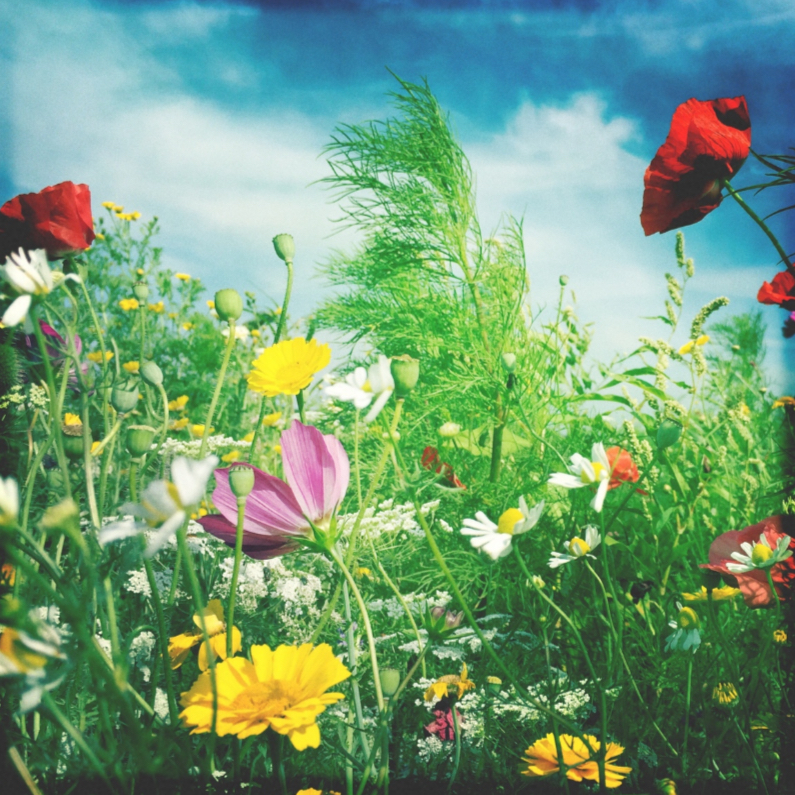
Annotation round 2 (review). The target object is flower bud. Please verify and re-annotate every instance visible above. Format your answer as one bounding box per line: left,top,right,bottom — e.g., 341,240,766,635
438,422,461,438
132,281,149,301
215,289,243,322
390,355,419,398
140,360,164,387
486,675,502,696
657,418,683,449
228,464,255,498
559,275,569,286
272,233,295,264
111,386,139,414
62,434,84,458
126,425,156,458
500,352,516,373
379,667,401,698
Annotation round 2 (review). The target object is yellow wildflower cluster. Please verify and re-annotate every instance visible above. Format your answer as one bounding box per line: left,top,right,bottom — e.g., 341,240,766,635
119,298,140,312
87,350,114,364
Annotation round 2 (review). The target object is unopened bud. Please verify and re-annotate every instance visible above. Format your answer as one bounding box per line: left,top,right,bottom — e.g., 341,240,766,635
390,355,419,398
228,465,255,498
379,667,401,698
657,418,683,449
62,434,84,458
438,422,461,438
272,233,295,264
215,289,243,322
559,275,569,286
486,675,502,696
126,425,156,458
40,498,80,533
132,282,149,301
140,360,163,387
500,352,517,373
111,386,139,414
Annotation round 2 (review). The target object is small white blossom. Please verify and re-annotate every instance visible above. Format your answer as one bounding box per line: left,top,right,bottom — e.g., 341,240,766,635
548,442,611,512
548,525,601,568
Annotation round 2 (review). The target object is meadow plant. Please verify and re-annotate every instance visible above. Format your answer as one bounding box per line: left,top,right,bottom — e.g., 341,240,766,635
0,78,794,795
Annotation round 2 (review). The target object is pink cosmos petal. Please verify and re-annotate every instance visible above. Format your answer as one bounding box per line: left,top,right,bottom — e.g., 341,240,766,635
324,433,350,512
197,514,300,559
281,421,346,521
213,465,307,535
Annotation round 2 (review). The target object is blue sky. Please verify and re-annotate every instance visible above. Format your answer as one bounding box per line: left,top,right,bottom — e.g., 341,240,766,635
1,0,794,388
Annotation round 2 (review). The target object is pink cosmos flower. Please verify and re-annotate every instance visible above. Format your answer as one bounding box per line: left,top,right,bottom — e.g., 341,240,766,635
198,421,350,559
700,515,795,608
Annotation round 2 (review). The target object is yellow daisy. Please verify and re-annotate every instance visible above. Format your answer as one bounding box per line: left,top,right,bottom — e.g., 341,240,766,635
148,301,165,313
119,298,140,312
424,662,475,701
179,642,350,749
122,361,140,374
175,273,191,281
681,585,740,602
247,338,331,397
168,599,241,671
168,395,189,412
87,350,114,364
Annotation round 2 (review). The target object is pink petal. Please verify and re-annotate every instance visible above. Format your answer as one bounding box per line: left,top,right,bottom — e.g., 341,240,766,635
198,514,300,560
281,421,348,522
212,465,307,536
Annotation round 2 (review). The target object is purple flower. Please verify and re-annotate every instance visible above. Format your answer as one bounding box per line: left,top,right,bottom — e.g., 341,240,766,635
198,421,350,559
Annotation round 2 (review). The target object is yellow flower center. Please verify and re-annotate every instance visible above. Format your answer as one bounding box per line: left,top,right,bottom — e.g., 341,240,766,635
677,607,700,629
751,543,774,566
580,461,604,484
362,379,373,393
230,679,301,718
568,537,590,556
497,508,524,535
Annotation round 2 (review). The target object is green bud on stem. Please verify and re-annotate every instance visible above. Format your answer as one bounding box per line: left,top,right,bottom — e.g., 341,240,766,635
215,289,243,322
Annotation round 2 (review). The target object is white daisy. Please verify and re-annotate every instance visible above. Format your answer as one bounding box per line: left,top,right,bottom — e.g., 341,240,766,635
548,442,611,512
461,497,544,560
548,525,601,568
99,455,218,557
665,603,701,654
726,531,793,573
325,354,395,423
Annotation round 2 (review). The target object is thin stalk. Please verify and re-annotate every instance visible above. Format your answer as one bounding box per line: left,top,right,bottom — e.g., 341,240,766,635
723,179,793,272
449,704,462,792
227,494,247,657
199,319,237,460
343,579,372,761
683,655,693,777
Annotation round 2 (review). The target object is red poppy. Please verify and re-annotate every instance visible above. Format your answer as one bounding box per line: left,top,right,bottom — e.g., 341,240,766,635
641,97,751,236
757,271,795,308
421,446,466,489
0,181,95,261
700,515,795,608
605,446,639,490
425,708,464,741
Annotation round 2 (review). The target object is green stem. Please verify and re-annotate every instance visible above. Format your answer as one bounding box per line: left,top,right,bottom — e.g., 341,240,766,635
139,304,146,363
683,655,693,777
723,179,793,272
227,494,247,657
296,388,306,425
199,319,237,460
449,703,462,792
273,259,293,346
343,579,371,761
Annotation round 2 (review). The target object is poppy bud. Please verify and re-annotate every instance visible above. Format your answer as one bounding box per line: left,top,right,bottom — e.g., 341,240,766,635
656,418,682,449
140,360,163,387
559,275,569,286
390,354,419,398
228,464,255,498
132,281,149,301
111,385,139,414
379,667,401,697
126,425,156,458
62,434,84,458
500,352,516,373
486,675,502,696
272,233,295,264
215,289,243,322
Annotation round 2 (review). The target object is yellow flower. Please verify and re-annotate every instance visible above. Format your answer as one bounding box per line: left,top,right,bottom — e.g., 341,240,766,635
191,424,213,438
102,201,116,209
137,268,145,276
95,233,105,241
170,417,189,431
182,322,194,331
251,329,261,338
221,450,240,464
87,350,114,364
424,662,475,702
678,335,709,356
168,312,178,320
63,413,82,428
354,567,372,580
175,273,191,282
206,300,215,309
123,361,140,374
113,205,125,213
262,411,283,427
168,395,189,412
179,642,350,749
91,441,102,456
773,629,788,644
242,432,255,443
247,338,331,397
168,599,241,671
772,396,795,409
522,733,631,788
272,444,282,455
1,563,16,586
119,298,140,311
682,585,740,602
712,681,738,707
148,301,165,313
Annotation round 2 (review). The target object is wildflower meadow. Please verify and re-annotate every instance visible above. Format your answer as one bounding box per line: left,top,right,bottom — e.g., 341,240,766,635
1,78,795,795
